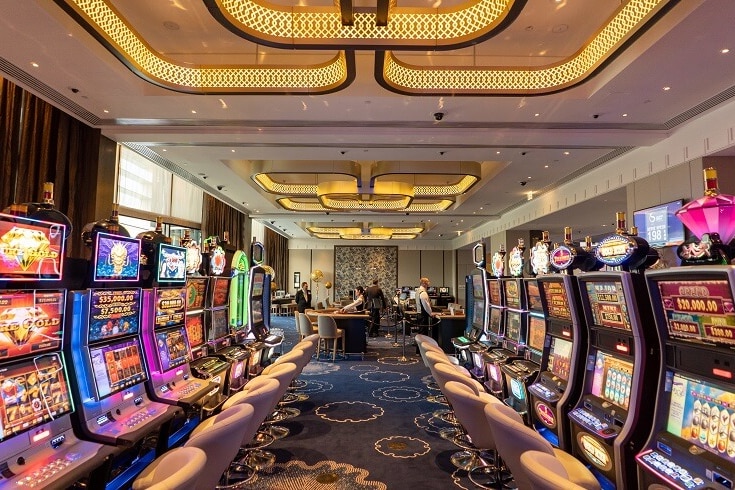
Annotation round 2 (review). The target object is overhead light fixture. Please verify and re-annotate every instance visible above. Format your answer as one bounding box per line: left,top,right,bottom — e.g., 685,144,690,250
305,224,424,240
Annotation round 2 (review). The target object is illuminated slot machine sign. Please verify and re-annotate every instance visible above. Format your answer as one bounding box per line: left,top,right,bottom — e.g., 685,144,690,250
504,310,525,348
207,277,231,311
249,271,267,339
186,277,208,313
93,233,141,283
0,213,65,281
471,272,487,332
526,315,547,360
488,279,503,308
206,308,230,350
156,244,187,285
184,277,208,361
542,279,573,323
526,280,544,315
584,281,632,332
152,286,189,370
503,279,524,311
488,307,504,338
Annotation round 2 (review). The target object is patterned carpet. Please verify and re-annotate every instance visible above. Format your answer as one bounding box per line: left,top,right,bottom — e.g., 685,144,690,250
241,315,481,489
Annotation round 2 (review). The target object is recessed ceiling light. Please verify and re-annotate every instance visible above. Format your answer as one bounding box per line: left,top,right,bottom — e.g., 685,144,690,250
103,109,109,113
496,151,501,155
231,149,235,153
544,165,549,168
662,86,671,91
30,62,39,68
563,151,569,155
534,113,540,117
191,110,197,114
721,48,730,54
162,149,167,152
622,113,628,117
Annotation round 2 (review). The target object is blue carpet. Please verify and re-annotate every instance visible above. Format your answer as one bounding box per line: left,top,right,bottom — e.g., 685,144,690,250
244,315,481,489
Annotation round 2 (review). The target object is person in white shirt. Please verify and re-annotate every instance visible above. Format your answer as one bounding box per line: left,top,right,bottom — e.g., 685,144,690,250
416,277,440,351
339,286,365,313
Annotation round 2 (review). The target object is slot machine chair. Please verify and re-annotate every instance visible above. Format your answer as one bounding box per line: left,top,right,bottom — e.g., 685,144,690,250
298,313,318,337
422,342,465,405
520,451,596,490
271,346,311,405
183,403,256,490
220,377,282,483
258,361,302,440
484,403,599,490
443,380,507,488
317,315,345,361
132,446,207,490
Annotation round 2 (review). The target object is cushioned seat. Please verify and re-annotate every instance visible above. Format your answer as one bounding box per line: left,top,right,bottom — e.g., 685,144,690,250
258,362,302,439
520,451,597,490
485,403,600,490
298,313,318,340
317,315,345,361
132,446,206,490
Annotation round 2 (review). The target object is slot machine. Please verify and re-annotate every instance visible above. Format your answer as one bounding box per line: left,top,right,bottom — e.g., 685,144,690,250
637,266,735,489
457,243,491,377
481,276,507,395
66,233,181,488
0,214,117,489
528,274,587,451
244,265,279,376
501,279,545,425
483,278,527,399
569,271,660,489
139,242,218,435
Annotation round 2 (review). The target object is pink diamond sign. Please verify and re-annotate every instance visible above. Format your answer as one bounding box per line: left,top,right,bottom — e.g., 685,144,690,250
675,193,735,244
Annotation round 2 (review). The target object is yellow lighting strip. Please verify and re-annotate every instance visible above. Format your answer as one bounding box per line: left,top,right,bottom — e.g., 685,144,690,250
306,226,420,240
278,197,452,213
56,0,352,93
410,175,479,197
208,0,521,48
379,0,670,94
253,174,322,196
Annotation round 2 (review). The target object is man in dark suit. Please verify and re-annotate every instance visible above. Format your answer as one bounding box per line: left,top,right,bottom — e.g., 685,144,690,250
365,279,386,337
295,282,311,313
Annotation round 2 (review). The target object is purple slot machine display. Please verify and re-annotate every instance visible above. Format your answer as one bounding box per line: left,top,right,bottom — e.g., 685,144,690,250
528,274,587,451
0,214,118,490
65,233,181,487
501,279,545,425
569,271,660,489
637,267,735,489
483,278,527,399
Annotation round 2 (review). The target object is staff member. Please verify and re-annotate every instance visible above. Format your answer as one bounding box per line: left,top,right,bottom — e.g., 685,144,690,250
339,286,365,313
416,277,440,350
295,281,312,313
365,279,386,337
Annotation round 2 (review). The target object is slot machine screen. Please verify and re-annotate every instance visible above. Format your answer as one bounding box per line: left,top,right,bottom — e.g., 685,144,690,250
488,280,502,307
503,280,522,310
0,214,65,281
527,315,546,352
547,337,572,381
427,286,437,295
0,353,73,442
472,299,486,330
154,325,190,372
655,279,735,346
186,277,208,311
93,233,141,283
206,308,229,342
154,287,186,328
0,290,65,360
251,299,263,325
87,288,141,343
505,310,523,344
472,273,485,299
584,281,632,331
185,313,205,349
526,280,543,313
665,373,735,461
207,277,231,309
488,307,503,336
510,377,526,401
157,244,187,284
251,273,264,298
541,280,572,321
89,337,147,399
590,350,633,411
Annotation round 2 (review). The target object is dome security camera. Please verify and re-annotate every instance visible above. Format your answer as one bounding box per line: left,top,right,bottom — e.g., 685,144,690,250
520,181,528,186
216,185,224,190
433,112,444,121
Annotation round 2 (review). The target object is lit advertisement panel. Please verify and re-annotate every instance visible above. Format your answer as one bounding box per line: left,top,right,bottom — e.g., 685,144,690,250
207,308,229,342
541,280,572,321
208,277,230,309
87,289,141,343
185,313,205,349
185,277,208,311
526,281,543,313
0,214,64,281
0,354,73,441
584,281,632,330
505,310,522,344
504,280,521,309
548,337,572,381
488,280,502,307
590,350,633,411
89,337,146,399
154,326,190,372
156,244,186,283
489,307,502,336
154,287,187,328
0,290,64,360
527,316,546,352
656,280,735,346
93,233,140,283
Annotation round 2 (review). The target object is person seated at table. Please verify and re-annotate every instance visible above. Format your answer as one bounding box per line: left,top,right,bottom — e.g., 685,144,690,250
339,286,365,313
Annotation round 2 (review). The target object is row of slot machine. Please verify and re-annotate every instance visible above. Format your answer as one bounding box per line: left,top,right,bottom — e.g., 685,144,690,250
464,239,735,489
0,213,278,489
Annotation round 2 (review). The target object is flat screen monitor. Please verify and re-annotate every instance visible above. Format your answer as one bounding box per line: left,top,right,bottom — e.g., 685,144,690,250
488,307,503,336
590,350,634,411
93,233,141,283
87,288,141,343
154,325,190,372
503,279,523,310
154,287,186,328
472,299,486,331
547,337,572,381
525,280,543,313
666,373,735,462
541,279,573,321
157,244,186,284
0,214,65,281
251,273,264,298
186,277,208,311
401,286,412,294
505,310,523,344
584,280,632,331
185,313,205,349
207,277,231,309
206,308,229,342
439,287,450,295
251,299,263,326
427,286,437,295
633,199,686,248
0,290,65,361
527,315,546,353
655,279,735,346
472,273,485,300
0,353,73,442
89,337,147,399
488,279,502,307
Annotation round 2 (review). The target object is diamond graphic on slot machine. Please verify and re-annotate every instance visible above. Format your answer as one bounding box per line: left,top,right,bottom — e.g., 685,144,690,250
0,306,54,346
0,226,56,271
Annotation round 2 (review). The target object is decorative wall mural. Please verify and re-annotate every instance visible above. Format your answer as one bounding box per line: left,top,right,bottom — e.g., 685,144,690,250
334,246,398,300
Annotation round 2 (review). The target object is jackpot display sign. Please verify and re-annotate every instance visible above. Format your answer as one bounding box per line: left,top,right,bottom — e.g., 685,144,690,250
185,277,208,311
655,280,735,346
0,215,65,280
154,287,187,328
0,290,65,360
87,289,141,343
208,277,230,309
584,281,632,331
541,280,572,321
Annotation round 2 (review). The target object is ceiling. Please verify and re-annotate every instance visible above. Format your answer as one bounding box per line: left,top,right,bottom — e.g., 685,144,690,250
1,0,734,247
